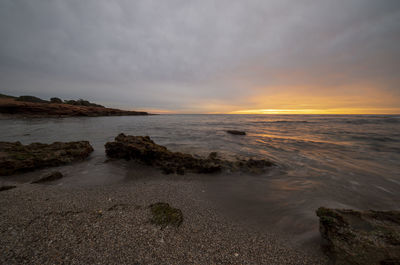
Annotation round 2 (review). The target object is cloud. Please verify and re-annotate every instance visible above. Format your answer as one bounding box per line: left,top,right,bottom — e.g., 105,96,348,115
0,0,399,113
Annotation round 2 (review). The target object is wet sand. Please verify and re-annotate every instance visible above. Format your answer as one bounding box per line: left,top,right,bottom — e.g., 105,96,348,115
0,175,329,265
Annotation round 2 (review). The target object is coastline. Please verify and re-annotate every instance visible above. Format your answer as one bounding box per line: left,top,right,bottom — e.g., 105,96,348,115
0,175,328,265
1,114,399,264
0,97,149,117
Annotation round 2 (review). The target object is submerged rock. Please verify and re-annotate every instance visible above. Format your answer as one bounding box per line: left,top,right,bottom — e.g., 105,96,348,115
149,202,183,228
0,141,93,176
31,171,64,184
316,207,400,265
0,185,16,192
105,133,273,175
226,130,246,135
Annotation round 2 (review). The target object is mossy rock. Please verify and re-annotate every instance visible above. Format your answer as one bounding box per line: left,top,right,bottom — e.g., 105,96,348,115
149,202,183,228
0,141,93,176
105,133,274,175
316,207,400,264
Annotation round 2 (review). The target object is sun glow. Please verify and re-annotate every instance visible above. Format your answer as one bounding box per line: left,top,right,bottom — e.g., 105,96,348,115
226,85,400,115
229,108,400,115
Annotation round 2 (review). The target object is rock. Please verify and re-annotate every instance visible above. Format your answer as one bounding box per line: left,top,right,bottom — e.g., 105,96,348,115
31,171,64,184
149,202,183,227
316,207,400,265
105,133,273,175
226,130,246,136
0,141,93,176
0,185,16,192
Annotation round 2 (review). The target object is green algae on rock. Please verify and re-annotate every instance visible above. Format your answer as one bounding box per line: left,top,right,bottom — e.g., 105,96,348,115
105,133,273,175
149,202,183,228
0,141,93,176
316,207,400,265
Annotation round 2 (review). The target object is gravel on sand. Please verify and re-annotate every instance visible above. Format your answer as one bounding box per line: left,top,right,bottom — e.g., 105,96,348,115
0,178,328,265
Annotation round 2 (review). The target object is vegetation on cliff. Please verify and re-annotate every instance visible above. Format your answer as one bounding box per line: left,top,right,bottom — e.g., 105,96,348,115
0,93,148,117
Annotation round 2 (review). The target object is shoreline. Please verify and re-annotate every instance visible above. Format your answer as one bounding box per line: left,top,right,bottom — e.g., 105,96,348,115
0,175,328,264
0,97,149,118
1,115,399,264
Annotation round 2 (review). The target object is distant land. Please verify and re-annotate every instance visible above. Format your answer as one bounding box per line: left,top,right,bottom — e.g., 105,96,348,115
0,93,149,117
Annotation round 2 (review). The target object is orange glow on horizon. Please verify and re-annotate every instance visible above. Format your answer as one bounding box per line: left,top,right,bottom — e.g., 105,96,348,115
135,84,400,115
226,84,400,115
228,108,400,115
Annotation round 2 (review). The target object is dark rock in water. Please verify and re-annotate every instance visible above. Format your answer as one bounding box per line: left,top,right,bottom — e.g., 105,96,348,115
0,141,93,176
149,202,183,228
31,171,64,184
0,185,16,192
105,133,273,175
105,134,222,174
316,207,400,265
226,130,246,135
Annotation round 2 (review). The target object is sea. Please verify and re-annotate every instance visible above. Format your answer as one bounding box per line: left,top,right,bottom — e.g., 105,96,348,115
1,114,399,242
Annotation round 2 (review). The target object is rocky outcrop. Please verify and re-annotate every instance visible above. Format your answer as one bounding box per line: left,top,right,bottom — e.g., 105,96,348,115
31,171,64,184
226,130,246,135
105,133,273,175
0,141,93,176
316,207,400,265
0,97,148,117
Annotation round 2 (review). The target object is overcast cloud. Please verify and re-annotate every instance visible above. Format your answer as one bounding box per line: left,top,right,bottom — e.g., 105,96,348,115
0,0,399,113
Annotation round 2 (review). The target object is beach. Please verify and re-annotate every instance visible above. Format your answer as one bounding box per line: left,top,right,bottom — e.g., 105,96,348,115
1,114,400,264
0,173,329,265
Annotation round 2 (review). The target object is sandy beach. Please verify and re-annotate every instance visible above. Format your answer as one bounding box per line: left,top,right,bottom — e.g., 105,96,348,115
0,173,329,265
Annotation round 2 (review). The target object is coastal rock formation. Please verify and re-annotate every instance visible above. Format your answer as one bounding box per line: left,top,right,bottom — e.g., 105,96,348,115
0,141,93,176
316,207,400,265
0,97,148,117
226,130,246,135
105,133,273,174
31,171,64,184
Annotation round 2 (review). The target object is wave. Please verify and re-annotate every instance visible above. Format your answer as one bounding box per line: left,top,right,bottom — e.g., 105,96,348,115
351,135,398,142
253,120,309,124
345,118,400,125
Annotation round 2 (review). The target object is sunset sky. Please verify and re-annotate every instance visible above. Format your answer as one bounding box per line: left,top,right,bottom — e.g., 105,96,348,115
1,0,399,114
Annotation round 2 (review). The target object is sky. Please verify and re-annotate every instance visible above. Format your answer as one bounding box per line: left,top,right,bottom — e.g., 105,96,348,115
0,0,399,114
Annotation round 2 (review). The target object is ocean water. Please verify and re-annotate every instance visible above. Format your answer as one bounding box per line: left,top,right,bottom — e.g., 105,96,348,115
1,114,400,240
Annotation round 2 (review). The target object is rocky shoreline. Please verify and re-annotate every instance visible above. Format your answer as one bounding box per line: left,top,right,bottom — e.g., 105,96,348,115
0,97,149,117
105,133,273,175
1,134,399,264
0,141,93,176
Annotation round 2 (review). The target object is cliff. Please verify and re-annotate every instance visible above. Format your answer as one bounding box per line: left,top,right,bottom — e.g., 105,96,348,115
0,97,148,117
